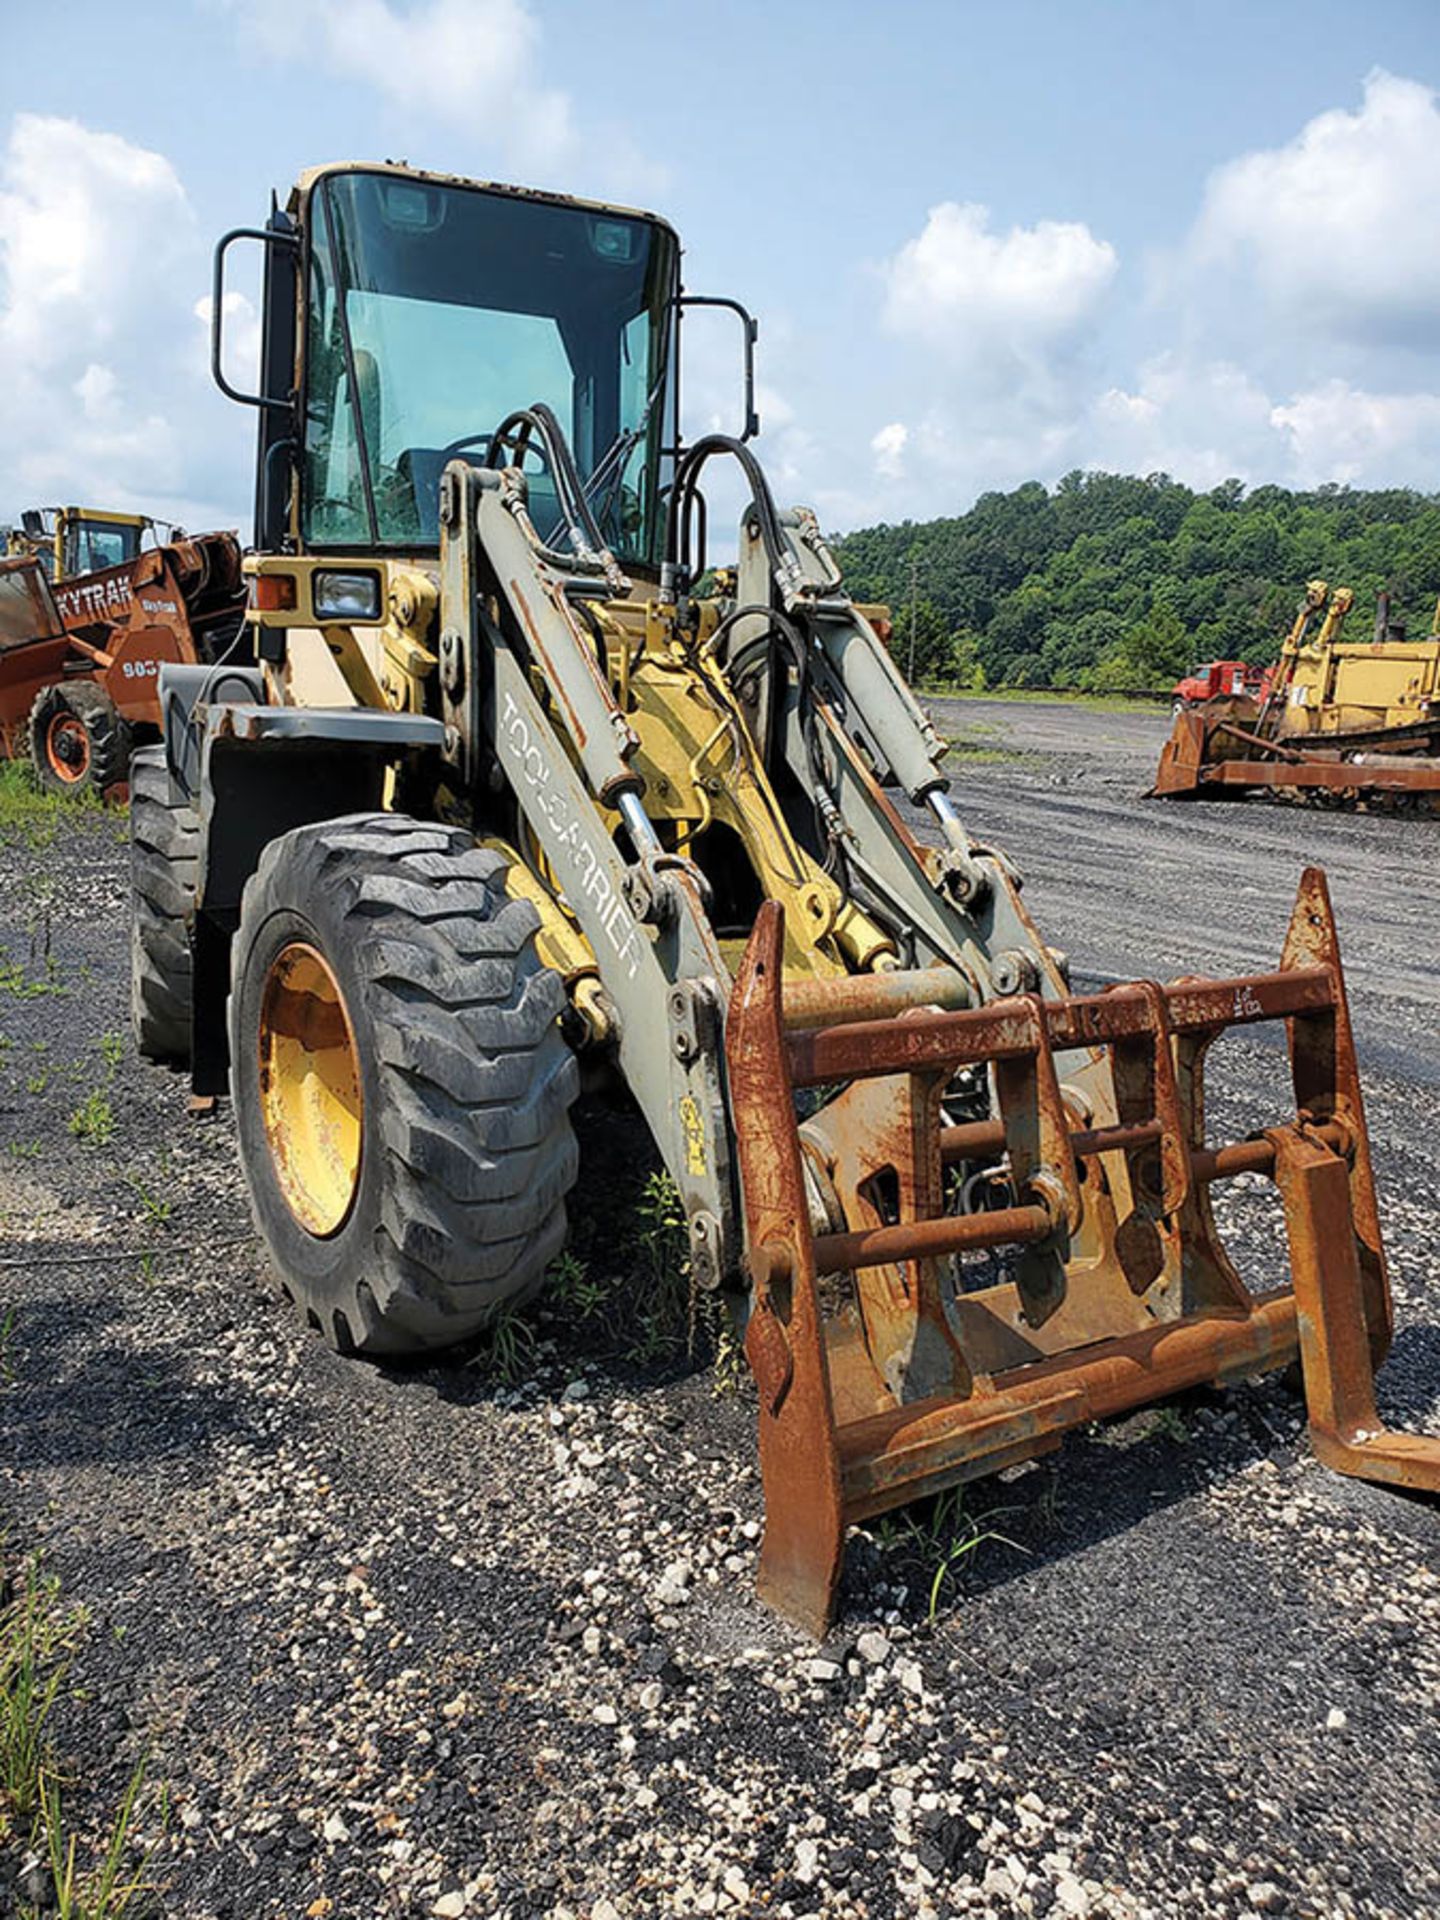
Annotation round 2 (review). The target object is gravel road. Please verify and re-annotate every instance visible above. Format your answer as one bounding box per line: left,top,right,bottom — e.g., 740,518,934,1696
931,698,1440,1087
1,708,1437,1920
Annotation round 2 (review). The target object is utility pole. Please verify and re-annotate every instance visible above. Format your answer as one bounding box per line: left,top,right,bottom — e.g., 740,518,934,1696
907,552,920,684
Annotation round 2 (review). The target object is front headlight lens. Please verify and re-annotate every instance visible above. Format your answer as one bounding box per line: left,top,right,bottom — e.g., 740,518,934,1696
312,569,382,623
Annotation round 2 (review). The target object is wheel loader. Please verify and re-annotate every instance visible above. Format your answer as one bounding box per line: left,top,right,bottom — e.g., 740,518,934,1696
0,522,247,795
5,504,150,582
132,162,1439,1636
1153,580,1440,810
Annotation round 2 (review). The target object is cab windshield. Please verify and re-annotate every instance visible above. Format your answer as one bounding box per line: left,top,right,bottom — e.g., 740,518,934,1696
302,171,677,567
66,519,142,576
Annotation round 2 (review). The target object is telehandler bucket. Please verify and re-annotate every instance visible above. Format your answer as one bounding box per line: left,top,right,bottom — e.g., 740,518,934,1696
727,867,1440,1637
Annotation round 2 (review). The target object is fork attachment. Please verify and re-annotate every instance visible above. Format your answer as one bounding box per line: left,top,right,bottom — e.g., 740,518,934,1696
726,866,1440,1636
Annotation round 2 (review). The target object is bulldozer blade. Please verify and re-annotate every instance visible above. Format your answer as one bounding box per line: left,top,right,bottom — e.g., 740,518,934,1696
726,870,1436,1637
1150,707,1208,796
1152,705,1440,807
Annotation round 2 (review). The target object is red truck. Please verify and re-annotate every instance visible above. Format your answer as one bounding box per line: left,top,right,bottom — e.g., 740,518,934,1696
1171,659,1270,712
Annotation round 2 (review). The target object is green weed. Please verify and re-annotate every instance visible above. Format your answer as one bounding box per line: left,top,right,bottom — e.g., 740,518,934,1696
1147,1405,1189,1444
475,1302,538,1386
122,1174,171,1231
1093,1403,1190,1450
927,1505,1027,1621
710,1319,745,1396
37,1755,156,1919
67,1093,115,1147
629,1170,692,1363
876,1484,1028,1621
0,762,101,855
928,686,1163,715
0,1561,83,1836
0,952,67,1000
547,1249,609,1321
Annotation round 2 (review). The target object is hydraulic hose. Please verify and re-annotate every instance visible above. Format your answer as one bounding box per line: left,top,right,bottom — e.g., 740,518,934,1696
663,433,790,587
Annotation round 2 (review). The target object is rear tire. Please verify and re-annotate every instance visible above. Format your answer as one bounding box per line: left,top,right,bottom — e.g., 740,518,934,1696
129,745,199,1063
229,813,580,1355
29,682,131,796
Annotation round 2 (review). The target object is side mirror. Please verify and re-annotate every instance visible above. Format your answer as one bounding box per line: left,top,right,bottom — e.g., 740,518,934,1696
212,226,299,412
678,295,760,443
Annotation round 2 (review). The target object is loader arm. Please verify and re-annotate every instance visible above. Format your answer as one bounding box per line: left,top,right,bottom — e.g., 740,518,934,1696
439,457,741,1292
439,438,1134,1299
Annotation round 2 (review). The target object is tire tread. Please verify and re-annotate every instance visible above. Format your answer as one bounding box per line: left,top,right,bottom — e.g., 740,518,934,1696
232,813,579,1355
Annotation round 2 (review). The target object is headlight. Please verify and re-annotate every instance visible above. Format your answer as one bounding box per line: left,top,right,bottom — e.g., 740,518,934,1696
312,569,382,623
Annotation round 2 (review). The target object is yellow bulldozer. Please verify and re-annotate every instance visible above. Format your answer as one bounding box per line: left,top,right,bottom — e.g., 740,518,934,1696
1154,579,1440,809
130,162,1438,1636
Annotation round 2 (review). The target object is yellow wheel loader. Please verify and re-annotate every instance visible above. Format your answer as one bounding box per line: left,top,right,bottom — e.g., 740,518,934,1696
135,162,1440,1636
4,504,150,581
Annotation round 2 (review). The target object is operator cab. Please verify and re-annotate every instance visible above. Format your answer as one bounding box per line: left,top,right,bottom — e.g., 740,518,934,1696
244,166,683,573
63,513,144,576
9,507,146,581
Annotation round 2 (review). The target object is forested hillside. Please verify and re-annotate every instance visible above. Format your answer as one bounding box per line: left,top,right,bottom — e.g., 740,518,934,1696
833,471,1440,691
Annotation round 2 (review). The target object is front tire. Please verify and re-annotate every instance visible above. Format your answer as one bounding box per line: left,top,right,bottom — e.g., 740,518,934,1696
230,814,580,1355
29,682,131,795
130,746,199,1063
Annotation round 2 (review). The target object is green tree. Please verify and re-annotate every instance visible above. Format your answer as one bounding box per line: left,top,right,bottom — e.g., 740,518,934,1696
1090,603,1190,691
833,473,1438,692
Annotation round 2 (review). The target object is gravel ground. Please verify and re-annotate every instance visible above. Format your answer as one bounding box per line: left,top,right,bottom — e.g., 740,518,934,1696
1,710,1438,1920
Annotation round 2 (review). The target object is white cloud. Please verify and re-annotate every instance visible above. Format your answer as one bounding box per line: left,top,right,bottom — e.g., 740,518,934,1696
0,114,190,373
833,74,1440,527
225,0,657,194
881,201,1117,383
1088,355,1276,488
848,200,1119,520
1271,378,1440,486
194,290,262,392
1183,70,1440,356
1083,358,1440,495
0,115,245,533
871,421,908,482
245,0,567,169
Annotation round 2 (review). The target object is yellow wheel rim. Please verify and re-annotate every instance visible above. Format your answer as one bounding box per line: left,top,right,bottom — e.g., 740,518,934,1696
257,941,363,1237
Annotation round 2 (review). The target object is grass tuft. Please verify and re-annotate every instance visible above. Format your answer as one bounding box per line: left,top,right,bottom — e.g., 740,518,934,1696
875,1483,1029,1621
472,1302,539,1387
0,761,103,855
67,1093,116,1148
0,1561,82,1835
38,1755,156,1919
1,1559,161,1915
0,952,67,1000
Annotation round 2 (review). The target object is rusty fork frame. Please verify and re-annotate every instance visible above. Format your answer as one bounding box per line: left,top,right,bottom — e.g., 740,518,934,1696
726,867,1440,1636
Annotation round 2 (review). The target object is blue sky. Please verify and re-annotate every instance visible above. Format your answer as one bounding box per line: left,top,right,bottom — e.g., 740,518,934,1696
2,0,1438,538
